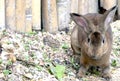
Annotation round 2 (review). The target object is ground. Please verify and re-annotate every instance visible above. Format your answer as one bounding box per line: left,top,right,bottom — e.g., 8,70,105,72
0,21,120,81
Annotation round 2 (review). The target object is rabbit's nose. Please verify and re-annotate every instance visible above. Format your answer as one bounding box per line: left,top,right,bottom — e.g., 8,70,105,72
91,55,95,58
91,55,97,59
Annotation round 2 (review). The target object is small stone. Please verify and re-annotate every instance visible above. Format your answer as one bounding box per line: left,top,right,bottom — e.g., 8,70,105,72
36,51,43,59
9,53,16,63
43,35,60,48
24,73,33,79
39,59,45,66
0,73,4,78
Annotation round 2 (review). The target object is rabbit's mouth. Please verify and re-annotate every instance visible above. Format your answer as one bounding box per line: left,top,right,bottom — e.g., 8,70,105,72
91,55,97,60
88,54,102,60
89,55,98,60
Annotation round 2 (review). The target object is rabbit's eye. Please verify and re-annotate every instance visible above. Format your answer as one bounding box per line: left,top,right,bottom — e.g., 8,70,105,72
103,39,105,43
88,38,90,43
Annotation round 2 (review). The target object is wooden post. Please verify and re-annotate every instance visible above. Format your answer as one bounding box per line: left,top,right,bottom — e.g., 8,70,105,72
118,0,120,19
42,0,58,33
78,0,89,15
26,15,32,32
100,0,104,7
88,0,98,13
32,0,41,31
102,0,116,10
0,0,5,30
5,0,16,30
26,0,32,32
16,0,26,32
57,0,71,31
78,0,98,15
71,0,78,13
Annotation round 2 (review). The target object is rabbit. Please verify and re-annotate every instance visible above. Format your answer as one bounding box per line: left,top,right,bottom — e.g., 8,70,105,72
70,6,117,81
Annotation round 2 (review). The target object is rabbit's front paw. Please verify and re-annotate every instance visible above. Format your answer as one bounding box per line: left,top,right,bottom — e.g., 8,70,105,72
102,73,112,81
76,66,88,79
76,71,84,78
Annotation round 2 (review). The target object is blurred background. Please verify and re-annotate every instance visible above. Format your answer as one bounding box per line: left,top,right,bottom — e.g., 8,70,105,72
0,0,119,33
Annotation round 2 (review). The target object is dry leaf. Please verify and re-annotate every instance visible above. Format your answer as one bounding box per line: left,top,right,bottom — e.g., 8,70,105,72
9,53,16,63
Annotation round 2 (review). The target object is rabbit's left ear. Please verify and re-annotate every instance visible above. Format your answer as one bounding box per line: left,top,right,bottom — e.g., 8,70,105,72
103,6,117,31
70,13,90,33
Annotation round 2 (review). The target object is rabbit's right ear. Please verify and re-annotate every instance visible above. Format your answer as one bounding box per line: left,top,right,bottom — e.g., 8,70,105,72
70,13,89,32
103,6,117,31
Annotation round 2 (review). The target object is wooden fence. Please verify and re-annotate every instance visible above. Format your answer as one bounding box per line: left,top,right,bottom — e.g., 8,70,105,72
0,0,119,33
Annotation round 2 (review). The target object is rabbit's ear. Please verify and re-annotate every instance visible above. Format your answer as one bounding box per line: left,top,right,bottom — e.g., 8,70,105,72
70,13,89,32
103,6,117,31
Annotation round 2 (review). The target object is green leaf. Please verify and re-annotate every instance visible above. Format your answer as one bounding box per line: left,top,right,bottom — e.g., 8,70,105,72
3,70,11,76
43,53,51,62
0,59,3,64
50,64,65,81
92,69,100,75
7,60,13,65
111,60,117,67
113,50,119,55
31,53,37,59
27,31,37,36
24,54,30,61
62,43,69,49
35,65,42,71
3,30,7,35
24,44,30,51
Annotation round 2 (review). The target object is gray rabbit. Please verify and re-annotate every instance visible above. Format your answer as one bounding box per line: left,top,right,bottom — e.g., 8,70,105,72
70,6,117,81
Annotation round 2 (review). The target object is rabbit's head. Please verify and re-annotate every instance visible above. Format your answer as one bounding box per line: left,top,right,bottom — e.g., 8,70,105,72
70,6,117,60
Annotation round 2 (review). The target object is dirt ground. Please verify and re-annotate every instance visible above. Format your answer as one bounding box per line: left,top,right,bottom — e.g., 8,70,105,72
0,20,120,81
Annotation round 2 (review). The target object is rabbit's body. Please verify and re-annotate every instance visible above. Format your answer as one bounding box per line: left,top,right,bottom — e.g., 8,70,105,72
70,6,116,81
71,13,113,60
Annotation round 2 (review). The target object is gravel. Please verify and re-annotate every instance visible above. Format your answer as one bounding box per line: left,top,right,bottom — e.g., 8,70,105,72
0,20,120,81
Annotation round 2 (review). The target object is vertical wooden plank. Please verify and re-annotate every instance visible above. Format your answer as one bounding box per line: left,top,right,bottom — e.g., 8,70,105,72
71,0,78,13
78,0,89,15
42,0,49,32
32,0,41,30
0,0,5,30
49,0,58,33
102,0,116,10
16,0,26,32
78,0,98,15
100,0,104,7
57,0,71,31
88,0,98,13
26,0,32,32
26,16,32,32
42,0,58,33
118,0,120,19
5,0,16,30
